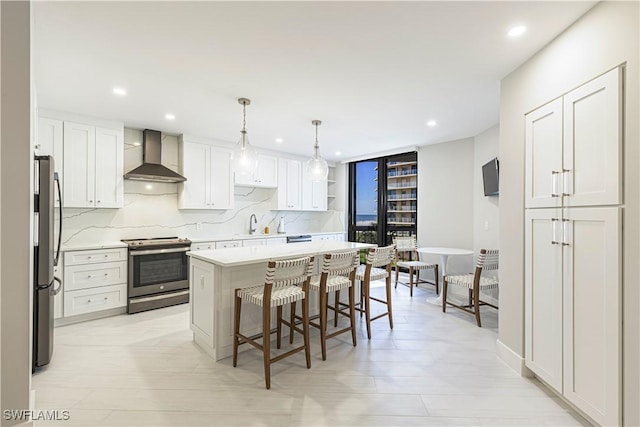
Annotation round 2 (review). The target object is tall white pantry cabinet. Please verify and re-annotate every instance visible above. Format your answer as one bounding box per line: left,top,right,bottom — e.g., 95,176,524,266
524,67,622,426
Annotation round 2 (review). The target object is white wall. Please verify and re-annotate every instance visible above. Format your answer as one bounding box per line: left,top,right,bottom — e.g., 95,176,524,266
499,2,639,424
60,128,345,247
0,1,32,423
473,125,499,254
417,137,474,275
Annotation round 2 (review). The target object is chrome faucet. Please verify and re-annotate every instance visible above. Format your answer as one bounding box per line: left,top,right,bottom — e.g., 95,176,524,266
249,214,257,235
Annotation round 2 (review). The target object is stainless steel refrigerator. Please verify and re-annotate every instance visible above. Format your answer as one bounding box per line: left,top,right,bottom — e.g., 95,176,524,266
33,155,62,369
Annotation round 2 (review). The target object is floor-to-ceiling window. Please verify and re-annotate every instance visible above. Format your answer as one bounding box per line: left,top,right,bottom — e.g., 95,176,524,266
348,152,417,247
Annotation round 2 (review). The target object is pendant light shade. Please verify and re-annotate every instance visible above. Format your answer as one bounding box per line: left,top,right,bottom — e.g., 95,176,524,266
306,120,329,182
232,98,258,176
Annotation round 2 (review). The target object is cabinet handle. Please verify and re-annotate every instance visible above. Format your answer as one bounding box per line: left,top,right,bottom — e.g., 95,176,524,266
87,256,92,259
562,169,571,197
551,171,560,197
97,200,101,204
104,273,108,276
551,218,559,245
562,219,570,246
89,200,93,203
87,275,92,278
104,255,108,258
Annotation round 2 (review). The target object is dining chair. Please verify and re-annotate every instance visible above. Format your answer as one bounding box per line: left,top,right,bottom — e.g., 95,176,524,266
352,245,396,339
290,250,359,360
393,235,439,297
442,249,499,327
232,256,314,389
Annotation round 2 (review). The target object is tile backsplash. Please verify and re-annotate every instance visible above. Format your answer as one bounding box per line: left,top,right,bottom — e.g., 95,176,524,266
61,129,345,246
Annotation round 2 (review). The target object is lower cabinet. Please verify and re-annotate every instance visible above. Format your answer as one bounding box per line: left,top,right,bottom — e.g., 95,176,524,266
242,239,266,247
525,207,621,425
62,248,128,319
190,258,214,348
64,284,127,317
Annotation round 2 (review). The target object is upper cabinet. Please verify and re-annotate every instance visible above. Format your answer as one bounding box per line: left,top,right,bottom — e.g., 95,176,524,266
301,161,328,211
234,154,278,188
525,68,621,209
36,117,64,206
178,137,234,210
63,121,124,208
277,158,302,210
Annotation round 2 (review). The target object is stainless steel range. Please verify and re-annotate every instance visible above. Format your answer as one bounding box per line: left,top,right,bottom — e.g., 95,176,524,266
121,237,191,314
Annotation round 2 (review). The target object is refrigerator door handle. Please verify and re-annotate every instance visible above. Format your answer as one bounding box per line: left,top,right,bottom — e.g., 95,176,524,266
54,172,63,267
50,276,63,296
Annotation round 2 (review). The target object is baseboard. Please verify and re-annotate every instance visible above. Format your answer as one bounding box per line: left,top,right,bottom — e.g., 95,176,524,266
496,339,533,377
54,307,126,327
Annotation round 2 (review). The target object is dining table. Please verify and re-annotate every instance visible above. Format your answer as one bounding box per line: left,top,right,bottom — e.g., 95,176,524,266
416,247,474,305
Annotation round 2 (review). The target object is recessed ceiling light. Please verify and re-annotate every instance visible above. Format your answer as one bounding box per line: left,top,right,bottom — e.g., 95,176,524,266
165,113,176,121
112,87,127,96
275,138,284,143
335,151,342,156
426,120,437,127
132,142,141,146
508,25,527,38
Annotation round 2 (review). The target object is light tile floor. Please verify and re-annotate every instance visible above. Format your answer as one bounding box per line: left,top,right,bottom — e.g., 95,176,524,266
33,278,590,426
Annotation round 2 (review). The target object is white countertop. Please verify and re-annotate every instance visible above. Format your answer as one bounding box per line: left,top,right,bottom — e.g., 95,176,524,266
188,241,374,267
61,242,128,252
189,231,346,243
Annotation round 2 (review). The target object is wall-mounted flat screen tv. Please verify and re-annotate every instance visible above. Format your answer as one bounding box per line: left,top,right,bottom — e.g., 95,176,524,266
482,158,499,196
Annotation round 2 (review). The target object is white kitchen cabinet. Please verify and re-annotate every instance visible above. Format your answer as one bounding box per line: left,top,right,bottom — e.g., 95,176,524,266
63,248,128,318
190,258,215,347
524,67,622,427
234,154,278,188
215,240,240,249
525,207,621,426
242,238,266,247
63,121,123,208
266,237,287,246
277,158,302,210
525,68,621,209
191,242,215,251
36,117,64,206
311,234,335,242
302,162,328,211
178,139,234,210
53,264,64,320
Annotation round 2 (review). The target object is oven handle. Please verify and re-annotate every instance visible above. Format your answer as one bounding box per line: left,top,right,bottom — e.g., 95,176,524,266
129,247,190,256
129,290,190,304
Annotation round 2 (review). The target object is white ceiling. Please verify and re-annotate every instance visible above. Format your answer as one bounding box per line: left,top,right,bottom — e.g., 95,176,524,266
33,1,596,161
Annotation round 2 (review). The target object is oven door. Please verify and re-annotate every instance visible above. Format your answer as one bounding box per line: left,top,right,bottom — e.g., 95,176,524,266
128,247,189,298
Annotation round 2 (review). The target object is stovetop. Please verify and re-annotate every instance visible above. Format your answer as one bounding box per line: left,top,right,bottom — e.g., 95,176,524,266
121,237,192,248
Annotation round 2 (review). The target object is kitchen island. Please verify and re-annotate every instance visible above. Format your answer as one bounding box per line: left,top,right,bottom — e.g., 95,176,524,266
188,241,374,360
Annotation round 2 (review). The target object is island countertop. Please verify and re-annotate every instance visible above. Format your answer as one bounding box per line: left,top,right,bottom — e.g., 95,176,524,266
188,241,374,267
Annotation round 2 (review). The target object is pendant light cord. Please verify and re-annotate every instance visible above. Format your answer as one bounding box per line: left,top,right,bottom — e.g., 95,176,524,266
314,122,320,159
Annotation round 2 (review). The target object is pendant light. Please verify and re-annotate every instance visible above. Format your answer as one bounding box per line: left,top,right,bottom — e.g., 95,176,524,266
232,97,258,176
306,120,329,182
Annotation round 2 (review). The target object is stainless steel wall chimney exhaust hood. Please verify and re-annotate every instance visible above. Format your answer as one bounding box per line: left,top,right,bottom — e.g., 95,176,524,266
124,130,187,183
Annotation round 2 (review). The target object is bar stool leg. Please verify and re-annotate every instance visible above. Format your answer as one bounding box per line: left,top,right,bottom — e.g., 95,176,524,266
386,274,394,329
289,301,296,344
276,306,283,349
409,267,414,297
349,282,357,346
302,294,311,369
333,291,340,327
233,291,242,367
319,285,328,361
363,278,372,340
262,304,271,389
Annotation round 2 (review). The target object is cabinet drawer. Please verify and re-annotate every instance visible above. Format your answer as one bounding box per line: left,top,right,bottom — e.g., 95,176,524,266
215,241,240,249
64,284,127,317
191,242,215,251
65,248,127,266
242,239,266,247
64,261,127,291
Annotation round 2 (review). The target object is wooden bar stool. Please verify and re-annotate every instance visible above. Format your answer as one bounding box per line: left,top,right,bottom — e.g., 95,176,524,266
232,256,314,389
442,249,499,327
344,245,395,340
291,250,359,360
394,236,439,297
